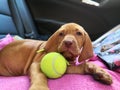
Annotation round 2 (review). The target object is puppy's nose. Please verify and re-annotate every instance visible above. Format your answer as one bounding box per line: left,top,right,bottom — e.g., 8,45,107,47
64,40,73,47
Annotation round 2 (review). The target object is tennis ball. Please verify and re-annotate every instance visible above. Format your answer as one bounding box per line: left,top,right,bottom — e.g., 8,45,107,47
40,52,68,79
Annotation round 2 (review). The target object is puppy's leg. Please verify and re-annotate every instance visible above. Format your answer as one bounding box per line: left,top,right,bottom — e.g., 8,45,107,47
84,62,112,85
66,63,85,74
66,62,112,85
29,62,49,90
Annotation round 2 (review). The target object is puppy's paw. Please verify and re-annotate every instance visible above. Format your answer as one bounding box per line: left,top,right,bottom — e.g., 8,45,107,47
85,62,112,85
29,85,49,90
93,69,113,85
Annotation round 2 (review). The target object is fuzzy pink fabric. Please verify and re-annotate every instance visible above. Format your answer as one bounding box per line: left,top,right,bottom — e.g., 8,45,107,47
0,34,14,50
0,59,120,90
0,35,120,90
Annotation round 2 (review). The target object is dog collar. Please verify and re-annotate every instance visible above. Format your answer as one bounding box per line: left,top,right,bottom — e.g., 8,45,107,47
37,48,45,53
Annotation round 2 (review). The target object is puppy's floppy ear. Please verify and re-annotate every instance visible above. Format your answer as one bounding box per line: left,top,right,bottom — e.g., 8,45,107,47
78,32,94,62
44,31,59,52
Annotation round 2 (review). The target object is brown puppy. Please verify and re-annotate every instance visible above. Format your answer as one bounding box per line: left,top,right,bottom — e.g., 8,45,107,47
0,23,112,90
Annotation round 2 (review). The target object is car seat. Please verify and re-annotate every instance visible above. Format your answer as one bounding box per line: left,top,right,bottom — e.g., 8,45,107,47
0,0,39,39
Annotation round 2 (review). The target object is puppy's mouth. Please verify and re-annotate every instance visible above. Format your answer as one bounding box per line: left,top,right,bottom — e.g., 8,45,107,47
58,39,82,65
60,49,79,65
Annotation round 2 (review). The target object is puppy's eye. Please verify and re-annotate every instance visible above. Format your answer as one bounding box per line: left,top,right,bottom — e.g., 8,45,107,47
59,32,64,36
76,32,82,36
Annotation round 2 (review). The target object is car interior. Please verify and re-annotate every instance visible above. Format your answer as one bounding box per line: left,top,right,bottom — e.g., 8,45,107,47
1,0,120,41
0,0,120,90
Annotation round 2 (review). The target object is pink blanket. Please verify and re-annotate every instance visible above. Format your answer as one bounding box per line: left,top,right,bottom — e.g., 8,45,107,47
0,35,120,90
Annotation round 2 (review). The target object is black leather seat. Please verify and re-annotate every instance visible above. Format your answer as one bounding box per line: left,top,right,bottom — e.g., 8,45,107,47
0,0,39,39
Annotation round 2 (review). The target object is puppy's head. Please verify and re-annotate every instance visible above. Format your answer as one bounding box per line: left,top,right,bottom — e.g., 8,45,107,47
45,23,93,64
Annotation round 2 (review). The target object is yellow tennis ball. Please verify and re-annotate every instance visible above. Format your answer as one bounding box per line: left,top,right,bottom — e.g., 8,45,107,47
40,52,68,79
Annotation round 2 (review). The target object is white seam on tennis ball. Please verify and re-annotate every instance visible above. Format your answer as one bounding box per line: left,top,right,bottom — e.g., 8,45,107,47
52,55,62,75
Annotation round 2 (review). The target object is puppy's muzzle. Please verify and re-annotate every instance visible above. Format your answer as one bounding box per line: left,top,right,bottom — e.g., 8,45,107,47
63,35,75,48
64,39,73,48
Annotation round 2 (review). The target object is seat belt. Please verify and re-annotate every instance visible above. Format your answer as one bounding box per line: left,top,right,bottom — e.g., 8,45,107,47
15,0,38,39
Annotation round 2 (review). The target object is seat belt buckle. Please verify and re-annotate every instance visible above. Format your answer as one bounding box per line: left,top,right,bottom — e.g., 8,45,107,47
25,31,36,39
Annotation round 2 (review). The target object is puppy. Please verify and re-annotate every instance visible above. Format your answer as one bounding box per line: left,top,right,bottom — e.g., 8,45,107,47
0,23,112,90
